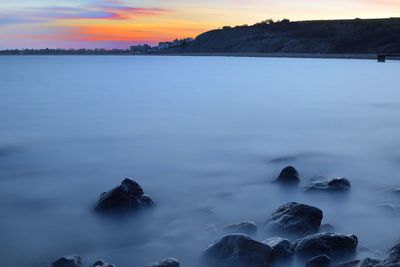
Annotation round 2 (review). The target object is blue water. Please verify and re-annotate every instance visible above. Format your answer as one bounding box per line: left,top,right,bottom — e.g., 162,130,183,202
0,56,400,267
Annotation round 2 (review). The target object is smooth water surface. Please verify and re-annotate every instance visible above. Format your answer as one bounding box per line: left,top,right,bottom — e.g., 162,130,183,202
1,56,400,267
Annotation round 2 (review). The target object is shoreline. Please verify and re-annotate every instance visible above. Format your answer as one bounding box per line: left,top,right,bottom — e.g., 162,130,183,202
0,52,380,60
2,52,400,61
148,52,379,60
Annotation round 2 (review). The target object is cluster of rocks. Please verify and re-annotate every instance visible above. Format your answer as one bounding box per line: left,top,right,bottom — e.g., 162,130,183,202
275,165,352,192
50,169,400,267
203,232,358,267
50,256,179,267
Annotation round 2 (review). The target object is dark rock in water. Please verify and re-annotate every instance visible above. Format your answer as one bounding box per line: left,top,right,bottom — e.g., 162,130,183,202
222,221,257,236
276,166,300,184
361,258,381,267
305,254,331,267
375,243,400,266
95,178,154,213
92,260,116,267
306,178,351,192
335,260,360,267
263,237,293,258
203,234,274,267
144,258,179,267
295,233,358,260
51,255,81,267
265,202,323,235
389,187,400,194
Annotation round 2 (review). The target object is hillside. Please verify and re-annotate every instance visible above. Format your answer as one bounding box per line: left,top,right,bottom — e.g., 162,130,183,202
159,18,400,54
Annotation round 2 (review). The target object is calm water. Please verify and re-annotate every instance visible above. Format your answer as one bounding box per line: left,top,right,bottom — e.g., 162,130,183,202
1,56,400,267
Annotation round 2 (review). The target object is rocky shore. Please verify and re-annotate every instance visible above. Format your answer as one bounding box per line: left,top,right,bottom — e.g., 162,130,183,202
47,166,400,267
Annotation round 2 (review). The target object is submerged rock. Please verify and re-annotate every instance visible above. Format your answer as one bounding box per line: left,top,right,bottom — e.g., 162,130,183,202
305,254,331,267
203,234,274,267
361,258,381,267
265,202,323,235
92,260,116,267
144,258,179,267
263,237,293,258
276,166,300,184
306,178,351,192
295,233,358,260
51,255,81,267
94,178,154,213
375,243,400,266
222,221,257,236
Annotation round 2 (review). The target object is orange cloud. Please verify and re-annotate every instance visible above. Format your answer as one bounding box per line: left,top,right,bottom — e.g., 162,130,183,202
73,24,205,42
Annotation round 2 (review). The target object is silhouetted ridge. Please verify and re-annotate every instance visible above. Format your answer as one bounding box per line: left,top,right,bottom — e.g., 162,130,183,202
159,18,400,54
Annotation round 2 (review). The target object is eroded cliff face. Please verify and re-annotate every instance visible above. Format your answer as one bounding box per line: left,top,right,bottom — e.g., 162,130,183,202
160,18,400,54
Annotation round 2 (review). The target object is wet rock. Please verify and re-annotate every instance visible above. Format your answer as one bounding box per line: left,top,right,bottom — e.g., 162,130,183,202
203,234,274,267
361,258,380,267
389,187,400,194
222,221,257,236
92,260,116,267
144,258,179,267
51,255,81,267
375,243,400,266
305,254,331,267
265,202,323,235
263,237,293,258
306,178,351,192
95,178,154,213
276,166,300,184
294,233,358,260
335,260,360,267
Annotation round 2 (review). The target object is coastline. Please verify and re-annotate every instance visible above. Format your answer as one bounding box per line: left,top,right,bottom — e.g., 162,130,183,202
3,52,400,61
148,52,379,60
0,52,380,60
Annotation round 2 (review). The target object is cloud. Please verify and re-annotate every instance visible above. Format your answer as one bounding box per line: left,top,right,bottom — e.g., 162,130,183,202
0,1,171,26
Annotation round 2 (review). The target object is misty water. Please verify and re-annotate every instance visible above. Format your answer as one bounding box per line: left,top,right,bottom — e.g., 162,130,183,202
1,56,400,267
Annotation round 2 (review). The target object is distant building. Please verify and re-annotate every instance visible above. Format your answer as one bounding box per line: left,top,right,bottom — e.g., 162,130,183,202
155,38,194,50
130,44,151,54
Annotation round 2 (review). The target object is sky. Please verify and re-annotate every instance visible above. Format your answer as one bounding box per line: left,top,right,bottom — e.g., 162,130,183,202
0,0,399,49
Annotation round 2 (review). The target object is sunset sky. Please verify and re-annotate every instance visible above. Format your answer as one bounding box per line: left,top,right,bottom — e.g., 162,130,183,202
0,0,399,49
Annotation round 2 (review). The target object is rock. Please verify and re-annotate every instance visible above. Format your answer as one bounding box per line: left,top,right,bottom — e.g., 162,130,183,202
263,237,293,258
389,187,400,194
375,243,400,266
92,260,116,267
222,221,257,236
305,254,331,267
335,260,360,267
95,178,154,213
361,258,380,267
203,234,274,267
144,258,179,267
294,233,358,260
51,255,81,267
276,166,300,184
306,178,351,192
265,202,323,235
